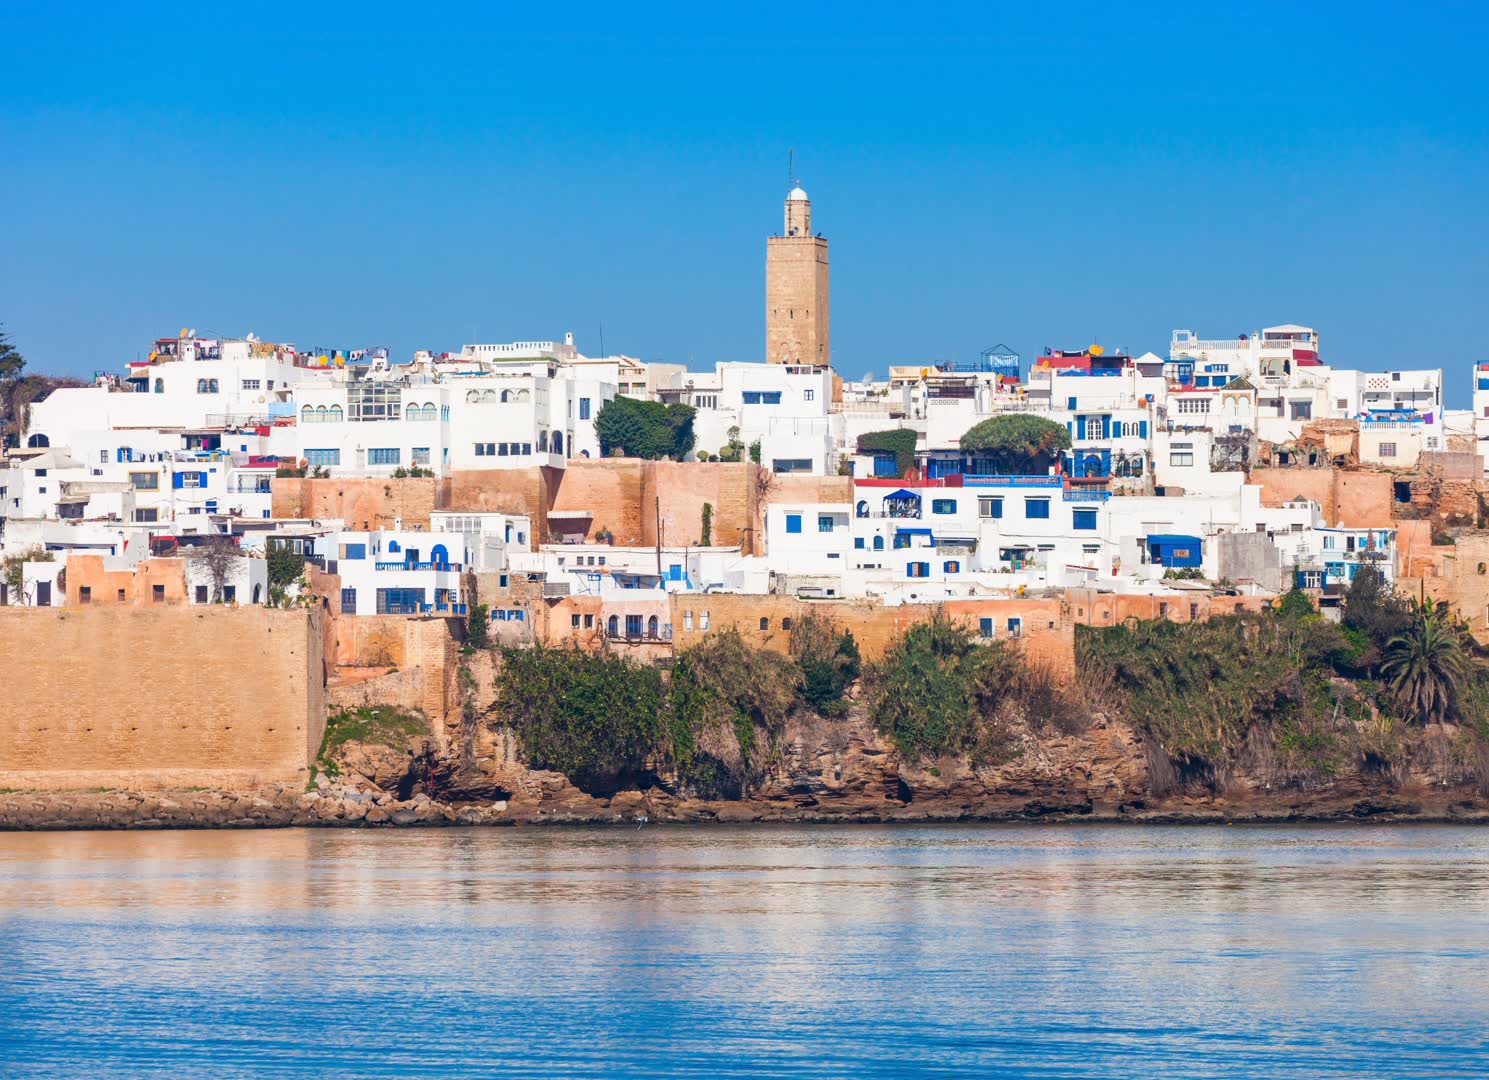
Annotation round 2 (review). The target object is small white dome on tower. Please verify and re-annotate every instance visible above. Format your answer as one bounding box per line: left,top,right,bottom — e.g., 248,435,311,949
788,185,809,202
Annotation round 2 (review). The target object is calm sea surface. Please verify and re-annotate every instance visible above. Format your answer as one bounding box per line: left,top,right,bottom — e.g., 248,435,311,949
2,824,1487,1078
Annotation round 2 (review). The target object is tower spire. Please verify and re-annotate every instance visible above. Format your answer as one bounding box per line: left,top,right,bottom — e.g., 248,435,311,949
789,147,795,190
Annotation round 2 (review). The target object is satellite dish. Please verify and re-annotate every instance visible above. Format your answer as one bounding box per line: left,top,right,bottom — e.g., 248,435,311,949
861,371,873,384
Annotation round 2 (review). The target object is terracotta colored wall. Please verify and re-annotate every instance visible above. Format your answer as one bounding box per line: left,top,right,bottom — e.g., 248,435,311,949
667,593,1074,678
325,614,461,726
1063,587,1271,627
644,461,762,553
1401,533,1489,642
551,459,648,545
1248,467,1393,527
0,606,324,790
65,555,187,606
438,466,560,537
272,477,438,529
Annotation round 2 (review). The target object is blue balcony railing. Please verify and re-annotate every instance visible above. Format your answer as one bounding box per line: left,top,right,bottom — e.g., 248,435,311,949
963,475,1061,488
374,561,463,572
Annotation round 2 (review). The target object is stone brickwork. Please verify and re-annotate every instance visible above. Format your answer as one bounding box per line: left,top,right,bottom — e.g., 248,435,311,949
1249,467,1394,527
766,235,829,365
0,606,325,790
667,593,1075,678
272,477,438,529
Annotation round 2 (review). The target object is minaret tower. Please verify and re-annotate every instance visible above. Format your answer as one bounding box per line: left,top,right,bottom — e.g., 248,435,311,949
766,158,829,365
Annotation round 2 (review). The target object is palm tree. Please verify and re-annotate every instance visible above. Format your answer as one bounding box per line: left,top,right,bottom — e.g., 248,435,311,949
1381,599,1470,725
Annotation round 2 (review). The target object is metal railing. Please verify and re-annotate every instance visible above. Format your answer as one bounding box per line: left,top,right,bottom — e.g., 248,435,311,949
373,561,463,572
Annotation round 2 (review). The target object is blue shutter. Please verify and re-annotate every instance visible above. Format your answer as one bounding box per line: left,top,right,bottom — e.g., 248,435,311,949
1101,415,1111,439
1139,420,1149,439
172,472,184,489
1067,397,1077,410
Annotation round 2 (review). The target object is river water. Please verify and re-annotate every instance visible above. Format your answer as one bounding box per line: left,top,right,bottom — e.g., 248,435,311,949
2,824,1487,1078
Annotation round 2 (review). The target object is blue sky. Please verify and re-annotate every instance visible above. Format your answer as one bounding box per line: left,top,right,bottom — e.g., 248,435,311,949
3,3,1486,401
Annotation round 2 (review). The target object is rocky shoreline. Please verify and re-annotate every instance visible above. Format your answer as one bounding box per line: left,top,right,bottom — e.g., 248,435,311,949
3,781,1487,831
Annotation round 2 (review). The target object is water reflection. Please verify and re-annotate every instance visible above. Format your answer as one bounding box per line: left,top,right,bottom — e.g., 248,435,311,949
2,825,1487,1077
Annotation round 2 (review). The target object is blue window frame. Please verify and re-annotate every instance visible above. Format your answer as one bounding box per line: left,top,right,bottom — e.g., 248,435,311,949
625,614,643,638
309,449,343,468
906,561,930,578
340,588,357,614
979,618,994,639
1007,618,1023,638
818,515,834,533
931,499,956,515
894,534,911,549
785,514,802,534
943,560,960,574
579,397,591,420
873,535,885,550
668,564,683,581
1073,509,1098,530
1025,498,1051,519
743,391,784,405
369,448,400,466
376,587,425,614
854,537,865,549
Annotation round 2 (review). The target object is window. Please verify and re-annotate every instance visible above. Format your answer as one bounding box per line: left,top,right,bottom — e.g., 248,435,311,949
376,588,425,614
818,515,834,533
197,378,219,394
1084,418,1102,440
79,586,91,604
1176,398,1210,414
1007,618,1023,638
979,618,994,639
152,584,165,603
242,379,261,390
412,447,431,466
154,379,164,394
1337,398,1349,411
584,614,594,629
1073,509,1097,530
979,496,1003,519
134,508,159,523
1169,451,1194,467
854,537,865,549
130,471,159,490
701,610,710,630
368,448,400,466
117,589,126,601
1025,498,1050,519
306,449,341,467
341,588,357,614
222,585,236,603
173,471,206,489
943,560,960,574
894,534,912,549
684,611,694,631
572,614,582,629
907,561,930,578
328,404,344,422
873,535,885,550
195,585,209,604
1290,401,1312,420
626,614,643,638
579,397,591,420
1379,442,1397,458
742,391,784,405
932,499,956,515
804,389,815,401
785,514,802,534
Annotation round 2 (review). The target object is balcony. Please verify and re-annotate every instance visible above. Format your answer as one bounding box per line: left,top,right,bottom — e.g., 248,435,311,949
1062,489,1112,502
374,561,463,572
418,602,469,616
962,475,1062,488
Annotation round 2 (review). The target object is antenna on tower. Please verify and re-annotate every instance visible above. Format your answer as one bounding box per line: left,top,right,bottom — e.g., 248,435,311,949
789,148,795,189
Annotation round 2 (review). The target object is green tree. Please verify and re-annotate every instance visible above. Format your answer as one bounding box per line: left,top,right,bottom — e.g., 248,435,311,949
593,396,696,460
0,325,24,381
856,429,918,477
266,542,306,587
1381,599,1471,726
958,414,1070,473
496,644,665,792
748,438,762,465
1342,564,1411,672
466,603,490,650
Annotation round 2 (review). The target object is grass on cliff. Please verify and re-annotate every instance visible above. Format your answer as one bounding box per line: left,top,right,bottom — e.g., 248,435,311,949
310,706,426,785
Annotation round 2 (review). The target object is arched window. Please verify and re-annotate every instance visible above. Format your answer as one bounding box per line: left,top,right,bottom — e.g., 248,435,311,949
328,405,343,422
154,378,164,394
873,535,884,551
516,388,531,402
315,406,328,423
422,402,436,420
759,617,769,631
499,389,510,403
537,431,549,452
26,433,49,448
301,405,314,423
484,390,498,403
466,390,481,403
431,544,450,568
551,431,563,455
208,378,219,393
581,449,590,458
197,379,209,394
607,615,619,637
647,615,658,639
252,584,262,604
856,500,868,518
388,540,401,553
